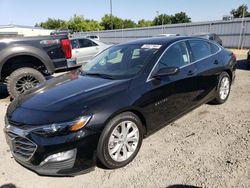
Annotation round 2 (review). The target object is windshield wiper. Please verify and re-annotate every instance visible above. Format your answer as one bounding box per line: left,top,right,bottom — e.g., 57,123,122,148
82,72,115,80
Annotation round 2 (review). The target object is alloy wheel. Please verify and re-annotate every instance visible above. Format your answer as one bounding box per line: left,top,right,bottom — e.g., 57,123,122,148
219,76,230,100
108,121,139,162
16,75,40,94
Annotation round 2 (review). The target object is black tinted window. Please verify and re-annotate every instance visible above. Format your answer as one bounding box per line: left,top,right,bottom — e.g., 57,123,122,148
79,39,97,48
210,42,220,54
189,40,212,61
84,44,159,79
71,39,79,49
158,42,190,69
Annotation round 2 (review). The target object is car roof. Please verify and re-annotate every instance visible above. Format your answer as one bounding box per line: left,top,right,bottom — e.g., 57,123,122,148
118,36,205,46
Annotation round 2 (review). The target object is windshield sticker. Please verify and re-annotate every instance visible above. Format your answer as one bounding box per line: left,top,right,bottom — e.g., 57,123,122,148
141,44,162,49
183,54,188,63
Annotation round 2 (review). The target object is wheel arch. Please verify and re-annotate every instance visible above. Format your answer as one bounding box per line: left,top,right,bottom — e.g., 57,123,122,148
0,54,52,80
224,69,233,81
103,107,148,137
0,44,55,80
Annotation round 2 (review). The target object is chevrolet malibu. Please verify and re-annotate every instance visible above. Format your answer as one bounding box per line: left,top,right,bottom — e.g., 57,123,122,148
4,37,236,176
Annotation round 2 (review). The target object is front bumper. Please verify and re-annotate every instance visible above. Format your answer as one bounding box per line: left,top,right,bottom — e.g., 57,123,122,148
4,124,100,176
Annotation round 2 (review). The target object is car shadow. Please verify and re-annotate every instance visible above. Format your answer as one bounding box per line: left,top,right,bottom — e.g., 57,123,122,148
0,184,17,188
236,59,250,70
166,185,201,188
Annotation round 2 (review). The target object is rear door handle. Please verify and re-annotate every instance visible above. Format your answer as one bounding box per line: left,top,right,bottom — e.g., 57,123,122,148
214,60,219,65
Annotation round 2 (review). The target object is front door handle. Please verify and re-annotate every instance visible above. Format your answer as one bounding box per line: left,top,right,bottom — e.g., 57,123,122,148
187,69,197,76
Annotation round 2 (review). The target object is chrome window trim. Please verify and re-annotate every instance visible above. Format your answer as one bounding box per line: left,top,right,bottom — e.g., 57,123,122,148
146,38,222,82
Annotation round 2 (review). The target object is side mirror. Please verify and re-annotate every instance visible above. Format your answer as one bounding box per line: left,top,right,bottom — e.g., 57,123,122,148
108,52,118,60
153,67,179,78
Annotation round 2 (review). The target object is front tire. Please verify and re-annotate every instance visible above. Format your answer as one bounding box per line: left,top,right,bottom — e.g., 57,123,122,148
7,67,45,99
212,72,231,104
97,112,143,169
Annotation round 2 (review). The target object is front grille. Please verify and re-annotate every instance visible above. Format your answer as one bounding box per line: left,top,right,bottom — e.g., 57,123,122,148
7,132,37,161
8,120,34,130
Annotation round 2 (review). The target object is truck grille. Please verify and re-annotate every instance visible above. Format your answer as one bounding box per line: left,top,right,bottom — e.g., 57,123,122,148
6,132,37,161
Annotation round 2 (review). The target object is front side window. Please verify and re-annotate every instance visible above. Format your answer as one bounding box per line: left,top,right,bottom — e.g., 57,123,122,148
71,39,79,49
83,44,160,79
156,42,190,70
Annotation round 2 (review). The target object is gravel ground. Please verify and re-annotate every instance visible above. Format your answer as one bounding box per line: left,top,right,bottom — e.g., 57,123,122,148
0,51,249,188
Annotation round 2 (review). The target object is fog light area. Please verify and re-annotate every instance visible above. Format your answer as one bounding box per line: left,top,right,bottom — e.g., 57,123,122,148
40,149,76,166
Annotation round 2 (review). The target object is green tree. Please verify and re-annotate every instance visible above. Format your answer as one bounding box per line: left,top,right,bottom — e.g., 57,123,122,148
84,19,104,31
171,12,191,24
137,19,153,27
39,18,67,29
100,14,123,30
67,15,103,32
231,4,250,18
122,19,136,28
153,14,172,26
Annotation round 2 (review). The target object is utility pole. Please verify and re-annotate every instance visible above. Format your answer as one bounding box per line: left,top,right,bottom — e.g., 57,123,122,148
156,11,164,34
110,0,113,30
238,7,246,49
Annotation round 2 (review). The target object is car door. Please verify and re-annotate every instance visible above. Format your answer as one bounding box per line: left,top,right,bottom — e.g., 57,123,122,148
75,39,100,64
138,41,199,132
188,39,222,104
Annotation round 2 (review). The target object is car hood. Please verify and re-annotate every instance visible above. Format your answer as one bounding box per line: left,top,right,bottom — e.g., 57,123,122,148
7,70,130,124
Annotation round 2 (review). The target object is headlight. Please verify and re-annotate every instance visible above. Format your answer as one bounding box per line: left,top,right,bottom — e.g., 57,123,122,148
31,115,92,137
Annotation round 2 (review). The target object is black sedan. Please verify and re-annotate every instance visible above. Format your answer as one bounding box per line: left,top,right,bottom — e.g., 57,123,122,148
4,37,236,176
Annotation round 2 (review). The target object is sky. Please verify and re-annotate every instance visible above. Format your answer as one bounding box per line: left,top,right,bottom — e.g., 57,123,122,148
0,0,249,26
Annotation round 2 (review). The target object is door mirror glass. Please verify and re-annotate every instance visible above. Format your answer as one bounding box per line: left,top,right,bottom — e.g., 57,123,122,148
153,67,179,78
108,52,118,60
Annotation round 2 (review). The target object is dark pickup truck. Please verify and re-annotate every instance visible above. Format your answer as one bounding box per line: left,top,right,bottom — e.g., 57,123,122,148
0,35,77,98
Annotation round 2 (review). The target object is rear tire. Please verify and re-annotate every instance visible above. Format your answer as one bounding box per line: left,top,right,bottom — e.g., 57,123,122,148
7,67,45,99
97,112,143,169
211,72,231,104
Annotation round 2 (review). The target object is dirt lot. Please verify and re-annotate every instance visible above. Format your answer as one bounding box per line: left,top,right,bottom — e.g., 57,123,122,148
0,51,249,188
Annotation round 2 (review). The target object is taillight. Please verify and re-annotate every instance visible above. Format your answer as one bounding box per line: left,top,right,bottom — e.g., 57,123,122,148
60,39,72,59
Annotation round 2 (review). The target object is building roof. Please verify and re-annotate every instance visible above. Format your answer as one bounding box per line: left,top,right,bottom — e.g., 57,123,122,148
0,24,52,31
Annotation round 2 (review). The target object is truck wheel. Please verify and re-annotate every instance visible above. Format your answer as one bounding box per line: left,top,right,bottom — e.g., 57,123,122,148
7,68,45,98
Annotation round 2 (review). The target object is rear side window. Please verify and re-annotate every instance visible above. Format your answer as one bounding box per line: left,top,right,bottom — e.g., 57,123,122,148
157,42,190,69
189,40,212,61
210,42,220,54
189,40,221,61
79,39,97,48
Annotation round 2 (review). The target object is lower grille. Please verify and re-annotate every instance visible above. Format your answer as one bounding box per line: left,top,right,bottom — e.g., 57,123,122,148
7,132,37,161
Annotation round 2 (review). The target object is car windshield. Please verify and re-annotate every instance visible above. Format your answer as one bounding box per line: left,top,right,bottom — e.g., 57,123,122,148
82,44,161,79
